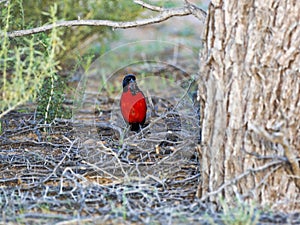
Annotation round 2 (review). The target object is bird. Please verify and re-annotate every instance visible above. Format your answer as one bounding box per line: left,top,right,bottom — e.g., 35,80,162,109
120,74,147,131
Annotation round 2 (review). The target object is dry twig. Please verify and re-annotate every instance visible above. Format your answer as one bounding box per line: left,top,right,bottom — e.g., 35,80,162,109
199,160,283,202
42,137,78,184
249,122,300,188
134,0,164,12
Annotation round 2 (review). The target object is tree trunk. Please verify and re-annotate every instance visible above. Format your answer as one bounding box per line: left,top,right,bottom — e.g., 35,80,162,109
197,0,300,211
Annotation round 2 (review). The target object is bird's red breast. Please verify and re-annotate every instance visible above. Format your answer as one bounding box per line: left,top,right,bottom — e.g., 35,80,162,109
120,85,147,124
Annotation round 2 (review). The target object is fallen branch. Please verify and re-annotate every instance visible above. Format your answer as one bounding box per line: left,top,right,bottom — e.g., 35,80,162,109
42,136,78,184
249,122,300,189
199,160,283,202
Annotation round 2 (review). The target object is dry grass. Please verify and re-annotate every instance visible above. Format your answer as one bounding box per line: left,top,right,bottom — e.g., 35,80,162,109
0,100,201,224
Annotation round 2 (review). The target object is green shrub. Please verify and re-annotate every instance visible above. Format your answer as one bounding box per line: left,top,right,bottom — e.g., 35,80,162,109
220,199,260,225
3,0,144,62
0,2,62,119
36,74,71,124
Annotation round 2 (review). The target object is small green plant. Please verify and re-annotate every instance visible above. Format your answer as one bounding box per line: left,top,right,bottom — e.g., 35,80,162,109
36,75,71,124
220,198,260,225
39,203,51,213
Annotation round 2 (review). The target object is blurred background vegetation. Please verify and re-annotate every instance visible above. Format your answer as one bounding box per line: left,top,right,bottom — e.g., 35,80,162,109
3,0,144,62
0,0,144,121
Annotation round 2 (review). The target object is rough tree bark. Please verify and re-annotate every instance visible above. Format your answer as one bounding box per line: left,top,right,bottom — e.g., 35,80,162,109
198,0,300,211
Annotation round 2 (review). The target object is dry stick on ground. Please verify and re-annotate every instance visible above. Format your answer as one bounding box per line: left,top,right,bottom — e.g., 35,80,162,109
196,130,300,200
0,101,25,119
42,136,79,184
80,160,121,181
249,122,300,189
197,159,283,202
54,118,123,139
6,1,206,38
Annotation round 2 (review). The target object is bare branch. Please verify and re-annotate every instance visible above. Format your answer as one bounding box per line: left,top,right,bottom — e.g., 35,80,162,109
42,137,78,184
7,6,195,38
199,160,283,201
134,0,164,12
185,0,207,21
0,100,25,119
249,122,300,189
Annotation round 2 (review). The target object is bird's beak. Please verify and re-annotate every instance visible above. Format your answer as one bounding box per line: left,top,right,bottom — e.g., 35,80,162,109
128,79,136,87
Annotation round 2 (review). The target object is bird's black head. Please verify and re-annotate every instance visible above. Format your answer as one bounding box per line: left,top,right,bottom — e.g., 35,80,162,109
122,74,136,88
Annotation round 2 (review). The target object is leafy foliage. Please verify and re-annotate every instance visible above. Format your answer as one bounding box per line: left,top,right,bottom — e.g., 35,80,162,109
0,2,61,118
3,0,144,62
36,74,71,124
